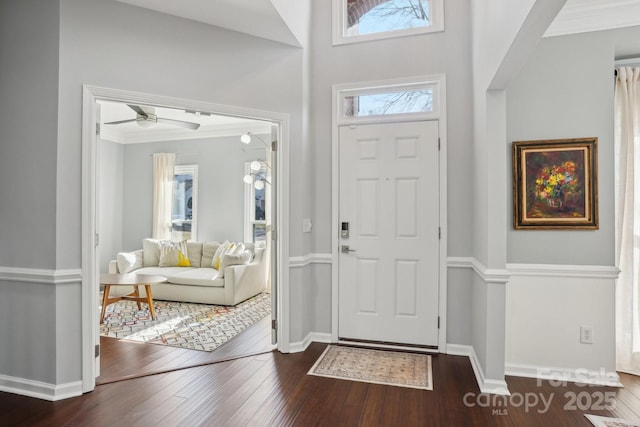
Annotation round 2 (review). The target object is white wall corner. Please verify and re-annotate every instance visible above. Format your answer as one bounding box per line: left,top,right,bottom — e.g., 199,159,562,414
289,332,333,353
505,363,622,388
446,344,511,395
0,374,83,402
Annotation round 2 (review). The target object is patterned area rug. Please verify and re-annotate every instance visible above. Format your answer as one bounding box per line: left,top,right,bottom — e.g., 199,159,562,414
100,292,271,352
308,345,433,390
586,415,640,427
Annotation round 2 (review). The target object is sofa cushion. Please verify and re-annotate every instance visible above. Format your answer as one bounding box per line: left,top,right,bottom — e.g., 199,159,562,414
186,241,203,268
201,241,221,268
134,266,194,277
117,249,143,273
159,240,191,267
219,250,252,278
168,268,224,287
142,238,163,267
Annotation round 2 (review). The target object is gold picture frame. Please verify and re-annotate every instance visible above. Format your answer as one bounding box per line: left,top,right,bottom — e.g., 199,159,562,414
512,137,598,230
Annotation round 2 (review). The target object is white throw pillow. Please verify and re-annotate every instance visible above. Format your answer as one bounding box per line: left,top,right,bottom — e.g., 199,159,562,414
201,242,220,267
212,241,235,270
218,250,252,278
159,240,191,267
232,243,245,255
117,249,143,273
142,238,163,267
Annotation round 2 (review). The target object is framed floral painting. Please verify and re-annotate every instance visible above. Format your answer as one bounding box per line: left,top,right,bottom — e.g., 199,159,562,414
512,137,598,229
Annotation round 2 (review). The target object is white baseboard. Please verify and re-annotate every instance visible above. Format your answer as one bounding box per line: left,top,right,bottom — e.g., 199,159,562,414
447,344,511,395
505,363,623,387
0,374,83,401
289,332,332,353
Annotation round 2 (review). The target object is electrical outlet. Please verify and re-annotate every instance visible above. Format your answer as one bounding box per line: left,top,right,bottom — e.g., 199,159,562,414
580,326,593,344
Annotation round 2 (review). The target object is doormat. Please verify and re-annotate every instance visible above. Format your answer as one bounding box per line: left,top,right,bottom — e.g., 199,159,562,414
586,415,640,427
100,292,270,352
308,345,432,390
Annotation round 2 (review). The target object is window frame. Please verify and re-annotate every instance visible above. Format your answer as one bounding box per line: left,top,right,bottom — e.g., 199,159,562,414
336,76,441,125
244,162,268,245
332,0,444,46
171,164,198,241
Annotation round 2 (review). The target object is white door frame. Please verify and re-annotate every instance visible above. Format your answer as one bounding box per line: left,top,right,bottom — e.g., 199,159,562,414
330,75,448,351
81,85,291,392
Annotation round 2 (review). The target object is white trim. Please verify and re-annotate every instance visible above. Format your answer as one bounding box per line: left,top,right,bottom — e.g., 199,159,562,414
289,253,333,268
82,85,291,390
446,256,509,284
505,363,623,388
0,267,82,285
332,0,444,46
508,263,620,279
448,257,620,280
289,332,333,353
0,375,83,401
446,344,511,395
545,0,640,38
331,74,448,351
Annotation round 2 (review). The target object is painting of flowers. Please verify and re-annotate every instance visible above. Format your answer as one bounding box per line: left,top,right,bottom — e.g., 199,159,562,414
513,138,598,229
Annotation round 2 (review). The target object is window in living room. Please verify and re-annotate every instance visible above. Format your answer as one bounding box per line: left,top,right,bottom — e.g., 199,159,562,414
244,162,268,246
333,0,443,45
172,164,198,241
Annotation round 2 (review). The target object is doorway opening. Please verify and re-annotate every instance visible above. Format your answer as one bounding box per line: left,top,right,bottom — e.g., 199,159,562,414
81,86,290,392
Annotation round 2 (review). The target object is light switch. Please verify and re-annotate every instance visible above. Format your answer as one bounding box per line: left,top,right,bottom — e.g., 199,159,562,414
302,218,313,233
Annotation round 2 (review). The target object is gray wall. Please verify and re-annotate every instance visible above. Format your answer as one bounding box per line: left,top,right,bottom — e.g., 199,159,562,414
0,1,59,269
0,1,62,385
99,139,124,273
506,29,626,265
307,0,474,340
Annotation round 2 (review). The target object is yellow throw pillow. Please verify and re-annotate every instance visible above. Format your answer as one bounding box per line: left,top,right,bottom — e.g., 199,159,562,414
159,240,191,267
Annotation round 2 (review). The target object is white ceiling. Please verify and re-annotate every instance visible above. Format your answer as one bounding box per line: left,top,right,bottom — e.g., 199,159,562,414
115,0,300,47
99,100,271,144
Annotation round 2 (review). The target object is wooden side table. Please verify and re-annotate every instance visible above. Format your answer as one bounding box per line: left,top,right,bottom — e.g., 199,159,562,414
100,273,167,323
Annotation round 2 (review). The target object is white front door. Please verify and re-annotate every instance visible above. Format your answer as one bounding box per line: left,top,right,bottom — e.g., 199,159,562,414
338,120,440,347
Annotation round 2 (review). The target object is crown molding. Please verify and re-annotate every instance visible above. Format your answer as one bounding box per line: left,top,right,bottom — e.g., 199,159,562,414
545,0,640,38
101,121,271,144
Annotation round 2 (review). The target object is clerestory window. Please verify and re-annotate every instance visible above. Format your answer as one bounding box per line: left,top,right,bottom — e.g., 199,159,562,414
333,0,444,45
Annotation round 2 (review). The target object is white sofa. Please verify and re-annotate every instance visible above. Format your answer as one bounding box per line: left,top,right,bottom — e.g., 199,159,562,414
108,239,268,306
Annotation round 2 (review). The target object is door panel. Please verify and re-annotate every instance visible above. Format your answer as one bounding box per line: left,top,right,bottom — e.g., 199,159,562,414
339,120,440,347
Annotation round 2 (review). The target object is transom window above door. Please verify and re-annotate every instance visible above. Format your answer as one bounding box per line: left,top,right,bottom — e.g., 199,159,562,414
333,0,444,45
336,77,442,125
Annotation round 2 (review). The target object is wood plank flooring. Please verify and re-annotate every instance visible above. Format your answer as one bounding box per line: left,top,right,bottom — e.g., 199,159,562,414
2,341,640,426
98,315,274,384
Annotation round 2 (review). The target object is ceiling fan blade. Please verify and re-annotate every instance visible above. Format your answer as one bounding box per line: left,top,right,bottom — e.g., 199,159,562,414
157,117,200,130
127,104,148,118
104,119,137,125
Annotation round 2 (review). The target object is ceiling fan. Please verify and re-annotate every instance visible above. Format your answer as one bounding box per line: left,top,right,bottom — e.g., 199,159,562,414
105,104,200,130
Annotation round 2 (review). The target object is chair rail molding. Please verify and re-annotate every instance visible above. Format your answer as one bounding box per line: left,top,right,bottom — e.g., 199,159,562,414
0,267,82,285
289,253,332,268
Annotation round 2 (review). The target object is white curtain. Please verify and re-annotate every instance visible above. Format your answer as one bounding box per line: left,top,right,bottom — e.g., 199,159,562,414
152,153,176,240
615,67,640,375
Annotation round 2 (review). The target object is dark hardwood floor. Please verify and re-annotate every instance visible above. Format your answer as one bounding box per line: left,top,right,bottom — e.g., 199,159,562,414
97,315,275,384
2,340,640,426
